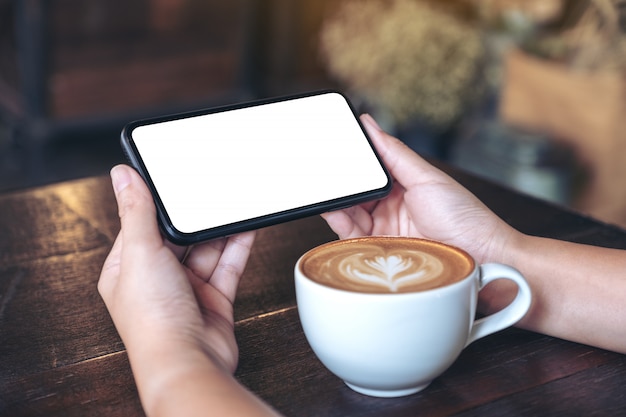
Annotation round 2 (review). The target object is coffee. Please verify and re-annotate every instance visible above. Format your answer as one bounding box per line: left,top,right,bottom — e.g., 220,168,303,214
295,237,531,397
299,237,474,294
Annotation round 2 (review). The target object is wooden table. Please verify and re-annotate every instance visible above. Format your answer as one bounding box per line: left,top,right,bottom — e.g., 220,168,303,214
1,167,626,416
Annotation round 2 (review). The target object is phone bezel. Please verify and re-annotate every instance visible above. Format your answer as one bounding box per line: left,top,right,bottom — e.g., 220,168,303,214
120,90,392,245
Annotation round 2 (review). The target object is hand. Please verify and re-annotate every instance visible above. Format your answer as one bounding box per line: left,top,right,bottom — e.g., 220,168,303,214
98,164,256,410
322,114,519,265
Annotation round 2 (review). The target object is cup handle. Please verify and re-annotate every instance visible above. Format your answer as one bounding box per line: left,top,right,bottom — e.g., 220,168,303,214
465,263,532,347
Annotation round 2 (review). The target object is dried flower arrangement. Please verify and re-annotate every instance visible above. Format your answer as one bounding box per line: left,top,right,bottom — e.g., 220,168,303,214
319,0,484,132
319,0,625,133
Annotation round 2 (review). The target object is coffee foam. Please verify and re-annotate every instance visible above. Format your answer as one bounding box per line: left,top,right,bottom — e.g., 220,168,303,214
300,237,474,294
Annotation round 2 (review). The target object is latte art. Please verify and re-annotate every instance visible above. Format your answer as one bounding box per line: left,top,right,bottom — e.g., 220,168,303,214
300,237,474,294
340,252,444,292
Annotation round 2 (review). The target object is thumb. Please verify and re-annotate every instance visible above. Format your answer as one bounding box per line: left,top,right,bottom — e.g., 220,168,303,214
110,165,162,248
360,114,446,190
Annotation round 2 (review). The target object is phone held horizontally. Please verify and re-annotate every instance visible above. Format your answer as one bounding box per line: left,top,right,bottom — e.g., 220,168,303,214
121,90,392,245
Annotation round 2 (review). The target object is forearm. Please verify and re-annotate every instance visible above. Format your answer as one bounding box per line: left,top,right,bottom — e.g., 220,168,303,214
127,344,281,417
481,233,626,353
146,366,280,417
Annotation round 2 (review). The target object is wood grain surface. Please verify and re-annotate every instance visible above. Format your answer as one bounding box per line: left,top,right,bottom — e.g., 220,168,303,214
1,167,625,416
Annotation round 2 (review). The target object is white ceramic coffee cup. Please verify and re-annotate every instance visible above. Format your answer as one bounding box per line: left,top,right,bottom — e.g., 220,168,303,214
295,237,532,398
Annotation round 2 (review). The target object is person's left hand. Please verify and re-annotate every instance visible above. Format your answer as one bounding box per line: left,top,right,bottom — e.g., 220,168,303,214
98,164,256,392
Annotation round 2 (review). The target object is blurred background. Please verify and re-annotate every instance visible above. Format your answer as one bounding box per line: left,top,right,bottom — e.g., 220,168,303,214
1,0,625,226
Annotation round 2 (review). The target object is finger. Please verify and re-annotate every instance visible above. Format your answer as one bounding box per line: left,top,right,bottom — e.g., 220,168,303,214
210,231,256,302
184,238,227,280
186,231,256,302
110,165,162,252
165,240,190,262
361,114,448,189
321,205,373,239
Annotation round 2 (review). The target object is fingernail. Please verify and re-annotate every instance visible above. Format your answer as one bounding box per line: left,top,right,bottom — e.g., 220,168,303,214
361,113,383,132
110,165,131,194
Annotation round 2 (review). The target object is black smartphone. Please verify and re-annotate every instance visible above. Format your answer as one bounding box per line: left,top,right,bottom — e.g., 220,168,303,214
121,90,392,245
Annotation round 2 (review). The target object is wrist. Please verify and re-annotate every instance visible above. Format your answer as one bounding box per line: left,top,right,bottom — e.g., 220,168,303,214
127,340,228,410
477,228,530,316
485,222,527,268
126,341,280,417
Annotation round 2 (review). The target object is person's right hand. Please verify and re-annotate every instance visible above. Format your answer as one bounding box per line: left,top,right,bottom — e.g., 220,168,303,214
322,114,520,266
325,114,626,356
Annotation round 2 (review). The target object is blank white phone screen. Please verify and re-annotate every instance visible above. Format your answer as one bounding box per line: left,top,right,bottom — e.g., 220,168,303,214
130,92,389,234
